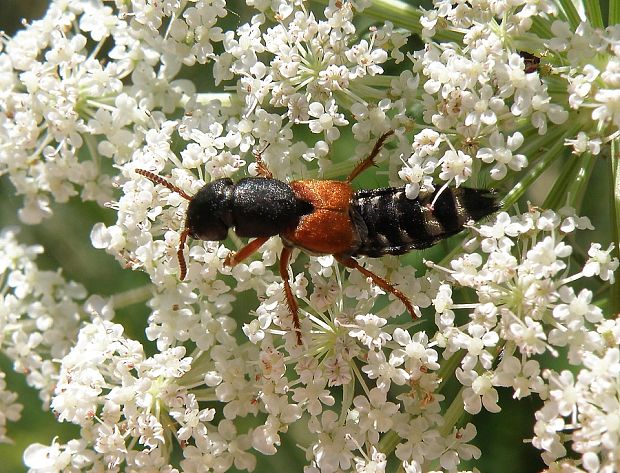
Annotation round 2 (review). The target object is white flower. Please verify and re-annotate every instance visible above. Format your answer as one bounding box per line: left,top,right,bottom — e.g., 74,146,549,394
170,393,215,441
318,64,350,92
559,206,594,232
583,243,619,282
308,410,357,472
362,350,409,391
242,318,267,343
439,149,472,186
553,286,603,326
566,131,602,155
533,349,620,470
392,329,440,377
348,314,391,350
292,377,335,416
0,372,22,444
433,284,455,329
307,99,349,142
592,89,620,128
350,388,399,443
23,440,72,472
450,253,483,286
2,0,619,470
524,236,572,278
354,446,387,473
324,355,354,387
439,424,481,470
136,413,165,449
414,128,442,155
478,212,515,253
476,131,527,180
456,369,500,414
493,356,545,399
345,39,388,79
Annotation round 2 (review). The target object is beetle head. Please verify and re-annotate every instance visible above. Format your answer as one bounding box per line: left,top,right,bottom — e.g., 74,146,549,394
135,170,234,280
185,178,234,241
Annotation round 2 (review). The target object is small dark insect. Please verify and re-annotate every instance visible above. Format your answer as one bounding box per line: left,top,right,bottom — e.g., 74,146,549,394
136,131,499,344
519,50,541,74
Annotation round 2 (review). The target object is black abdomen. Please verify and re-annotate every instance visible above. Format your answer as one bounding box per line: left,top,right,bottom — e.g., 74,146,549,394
350,186,498,257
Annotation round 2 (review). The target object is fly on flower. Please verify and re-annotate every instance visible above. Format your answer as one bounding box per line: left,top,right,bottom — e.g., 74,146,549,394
519,50,542,74
136,131,499,344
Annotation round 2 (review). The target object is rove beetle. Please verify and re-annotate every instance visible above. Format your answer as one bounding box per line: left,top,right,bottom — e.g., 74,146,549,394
136,131,499,344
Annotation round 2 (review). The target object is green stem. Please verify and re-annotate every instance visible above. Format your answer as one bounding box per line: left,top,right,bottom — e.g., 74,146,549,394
378,430,401,455
361,0,424,34
111,285,153,308
546,75,574,96
584,0,604,28
570,152,597,212
502,122,580,208
610,0,620,25
529,16,553,39
83,133,101,168
359,75,398,87
542,147,596,213
609,138,620,314
189,388,219,402
438,387,466,437
340,370,356,423
555,0,584,29
311,0,463,43
188,92,240,109
542,153,581,209
322,159,356,180
437,351,465,392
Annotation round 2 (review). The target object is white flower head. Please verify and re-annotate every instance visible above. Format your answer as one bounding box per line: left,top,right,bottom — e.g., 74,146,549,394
439,149,472,185
583,243,619,282
349,314,392,350
2,0,619,471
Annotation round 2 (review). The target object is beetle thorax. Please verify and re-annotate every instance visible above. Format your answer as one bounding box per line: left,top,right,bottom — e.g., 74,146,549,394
231,178,313,238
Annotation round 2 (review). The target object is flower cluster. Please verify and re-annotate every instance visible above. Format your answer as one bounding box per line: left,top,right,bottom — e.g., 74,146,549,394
0,372,21,445
533,346,620,471
0,228,95,407
1,0,619,472
432,207,616,398
430,207,620,471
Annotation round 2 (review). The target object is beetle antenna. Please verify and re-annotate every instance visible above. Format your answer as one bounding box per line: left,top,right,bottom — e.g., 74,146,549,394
178,228,189,280
135,169,193,201
136,169,192,279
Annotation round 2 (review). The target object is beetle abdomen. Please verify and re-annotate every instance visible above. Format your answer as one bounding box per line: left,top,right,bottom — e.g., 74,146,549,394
350,186,498,257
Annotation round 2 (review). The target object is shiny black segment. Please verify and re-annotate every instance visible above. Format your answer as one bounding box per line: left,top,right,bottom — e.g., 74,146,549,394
232,178,313,237
351,186,498,257
187,177,313,241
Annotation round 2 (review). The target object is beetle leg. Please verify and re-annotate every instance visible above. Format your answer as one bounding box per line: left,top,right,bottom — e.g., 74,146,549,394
346,130,394,183
335,255,419,319
279,246,303,345
254,143,273,179
224,237,270,267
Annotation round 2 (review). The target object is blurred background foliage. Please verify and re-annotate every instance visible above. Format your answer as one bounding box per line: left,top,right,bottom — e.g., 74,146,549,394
0,1,613,472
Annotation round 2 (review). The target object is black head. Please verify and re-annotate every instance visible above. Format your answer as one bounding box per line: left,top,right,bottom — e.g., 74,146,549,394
135,169,234,280
186,178,234,241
